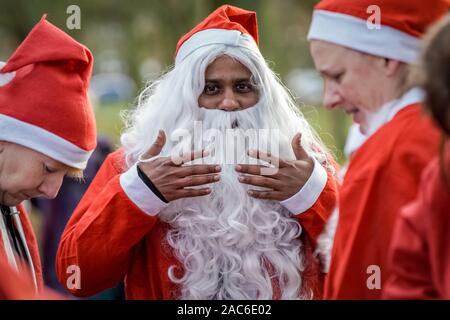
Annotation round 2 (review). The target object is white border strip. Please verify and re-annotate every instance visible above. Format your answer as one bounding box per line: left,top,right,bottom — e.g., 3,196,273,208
119,163,168,216
307,10,420,64
0,114,92,169
280,159,328,214
389,87,424,118
175,28,260,65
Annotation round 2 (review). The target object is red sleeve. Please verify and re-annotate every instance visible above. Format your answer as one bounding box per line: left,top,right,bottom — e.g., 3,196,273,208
56,150,159,297
382,156,448,300
295,168,339,247
382,199,436,299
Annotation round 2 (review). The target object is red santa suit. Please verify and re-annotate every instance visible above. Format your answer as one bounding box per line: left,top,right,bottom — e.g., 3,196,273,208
56,149,338,299
325,90,440,299
383,141,450,299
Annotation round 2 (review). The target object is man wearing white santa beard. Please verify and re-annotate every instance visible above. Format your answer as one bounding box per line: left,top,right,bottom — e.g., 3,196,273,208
159,103,307,299
133,52,334,299
57,5,338,300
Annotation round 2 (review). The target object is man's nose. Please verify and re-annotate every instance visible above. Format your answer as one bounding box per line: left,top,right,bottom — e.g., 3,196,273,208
218,89,240,111
323,82,342,110
38,175,64,199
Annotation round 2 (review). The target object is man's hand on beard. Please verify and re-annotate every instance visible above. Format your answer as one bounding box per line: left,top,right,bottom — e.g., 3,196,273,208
137,130,222,202
235,133,314,201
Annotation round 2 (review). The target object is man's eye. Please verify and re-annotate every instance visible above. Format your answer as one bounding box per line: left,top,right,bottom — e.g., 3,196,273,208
203,84,220,95
235,83,253,93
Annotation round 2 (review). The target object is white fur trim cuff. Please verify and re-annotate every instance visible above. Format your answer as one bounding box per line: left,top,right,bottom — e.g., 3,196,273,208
119,163,168,216
0,114,93,169
176,28,260,65
308,10,420,64
280,159,328,214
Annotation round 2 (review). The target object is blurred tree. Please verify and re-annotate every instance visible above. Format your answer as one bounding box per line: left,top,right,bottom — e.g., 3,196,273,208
0,0,319,78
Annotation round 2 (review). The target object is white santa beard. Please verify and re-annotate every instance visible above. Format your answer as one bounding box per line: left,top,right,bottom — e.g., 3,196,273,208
158,104,308,300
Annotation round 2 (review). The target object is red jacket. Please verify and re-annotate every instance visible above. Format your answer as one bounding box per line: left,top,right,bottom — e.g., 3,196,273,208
383,141,450,299
56,149,338,299
325,104,440,299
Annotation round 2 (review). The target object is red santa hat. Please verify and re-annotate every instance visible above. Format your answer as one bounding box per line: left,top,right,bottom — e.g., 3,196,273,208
175,4,260,65
0,15,96,170
308,0,450,63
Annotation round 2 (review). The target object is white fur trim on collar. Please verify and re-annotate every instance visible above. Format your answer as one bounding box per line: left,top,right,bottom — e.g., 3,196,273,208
364,87,424,137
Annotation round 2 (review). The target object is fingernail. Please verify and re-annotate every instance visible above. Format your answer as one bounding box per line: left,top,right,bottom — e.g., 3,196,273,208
238,176,244,182
247,190,253,196
205,188,211,193
214,175,220,181
215,165,221,172
235,165,241,171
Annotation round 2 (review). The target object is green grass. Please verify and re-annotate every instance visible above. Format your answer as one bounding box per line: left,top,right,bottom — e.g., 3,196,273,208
301,105,352,164
95,102,131,147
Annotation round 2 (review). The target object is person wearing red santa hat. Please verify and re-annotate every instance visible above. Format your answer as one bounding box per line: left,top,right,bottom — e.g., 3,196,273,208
0,15,96,298
383,15,450,299
56,5,339,300
308,0,449,299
